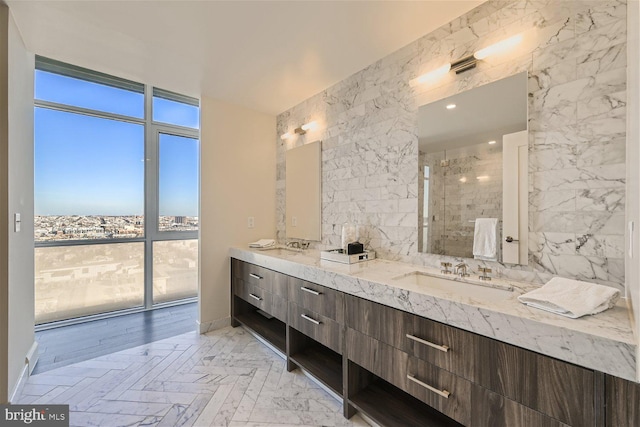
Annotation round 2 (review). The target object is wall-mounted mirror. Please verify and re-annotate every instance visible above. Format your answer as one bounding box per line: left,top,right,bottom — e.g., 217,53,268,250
418,72,528,264
286,140,321,241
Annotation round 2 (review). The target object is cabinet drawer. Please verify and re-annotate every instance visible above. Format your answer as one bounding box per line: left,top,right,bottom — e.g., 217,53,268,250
346,294,477,381
405,357,471,426
233,278,272,313
288,278,344,323
271,294,287,323
232,258,274,292
288,303,343,354
477,337,595,426
345,294,411,349
471,385,570,427
404,314,478,381
346,328,408,389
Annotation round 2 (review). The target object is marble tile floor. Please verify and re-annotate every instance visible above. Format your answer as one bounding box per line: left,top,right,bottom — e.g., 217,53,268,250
14,326,370,427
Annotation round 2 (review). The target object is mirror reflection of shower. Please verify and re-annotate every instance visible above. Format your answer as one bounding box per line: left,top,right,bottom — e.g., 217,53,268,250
417,72,528,260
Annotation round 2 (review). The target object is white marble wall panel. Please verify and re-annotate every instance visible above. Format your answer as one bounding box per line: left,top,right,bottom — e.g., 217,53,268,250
276,0,627,290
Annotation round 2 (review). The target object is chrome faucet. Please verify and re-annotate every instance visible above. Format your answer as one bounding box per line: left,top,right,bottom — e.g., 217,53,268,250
478,267,492,281
286,241,300,249
440,262,452,274
455,262,469,278
286,240,309,249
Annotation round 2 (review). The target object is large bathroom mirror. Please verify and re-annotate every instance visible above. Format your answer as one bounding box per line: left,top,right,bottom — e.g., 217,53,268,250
418,72,528,264
286,140,321,241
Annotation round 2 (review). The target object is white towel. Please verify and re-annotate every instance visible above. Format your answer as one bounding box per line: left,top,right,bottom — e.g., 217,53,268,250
473,218,498,261
518,277,620,319
249,239,275,248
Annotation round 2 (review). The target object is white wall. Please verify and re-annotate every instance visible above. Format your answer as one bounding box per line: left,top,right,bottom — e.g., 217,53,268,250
0,2,35,402
199,97,276,332
7,7,34,400
626,0,640,381
0,1,10,404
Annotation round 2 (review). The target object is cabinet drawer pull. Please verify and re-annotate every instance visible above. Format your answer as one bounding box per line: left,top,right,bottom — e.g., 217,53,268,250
300,286,322,296
249,293,262,301
300,314,321,325
249,273,263,280
407,374,450,399
406,334,449,353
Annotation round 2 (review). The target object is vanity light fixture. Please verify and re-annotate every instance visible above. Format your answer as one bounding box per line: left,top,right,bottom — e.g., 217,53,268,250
280,121,318,140
488,140,497,145
446,104,456,110
459,177,467,183
416,63,451,84
415,34,523,82
474,34,523,60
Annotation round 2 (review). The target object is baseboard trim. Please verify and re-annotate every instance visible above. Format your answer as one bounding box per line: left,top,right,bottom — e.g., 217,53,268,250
26,341,39,375
197,317,231,334
9,341,39,403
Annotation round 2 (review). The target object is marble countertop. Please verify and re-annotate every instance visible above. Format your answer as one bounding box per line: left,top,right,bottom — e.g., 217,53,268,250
230,246,637,381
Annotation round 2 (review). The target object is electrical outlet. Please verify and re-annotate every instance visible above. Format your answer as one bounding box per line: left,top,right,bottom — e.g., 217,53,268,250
248,217,255,229
292,216,297,227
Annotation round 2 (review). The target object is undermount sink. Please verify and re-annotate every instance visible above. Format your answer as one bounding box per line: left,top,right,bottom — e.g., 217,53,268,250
392,271,515,301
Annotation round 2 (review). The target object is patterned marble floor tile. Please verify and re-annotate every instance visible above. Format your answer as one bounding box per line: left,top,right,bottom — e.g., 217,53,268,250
16,326,369,427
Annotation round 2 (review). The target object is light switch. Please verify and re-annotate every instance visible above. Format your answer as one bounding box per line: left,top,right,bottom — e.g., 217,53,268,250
247,217,255,229
14,213,21,233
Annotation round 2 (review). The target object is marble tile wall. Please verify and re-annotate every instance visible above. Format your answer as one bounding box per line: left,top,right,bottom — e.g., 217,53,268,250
276,0,627,290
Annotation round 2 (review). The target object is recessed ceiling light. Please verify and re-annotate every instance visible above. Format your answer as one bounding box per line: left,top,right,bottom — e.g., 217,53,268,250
446,104,456,110
488,140,496,145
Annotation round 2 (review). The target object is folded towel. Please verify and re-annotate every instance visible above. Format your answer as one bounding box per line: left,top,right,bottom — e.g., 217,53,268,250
518,277,620,319
473,218,498,261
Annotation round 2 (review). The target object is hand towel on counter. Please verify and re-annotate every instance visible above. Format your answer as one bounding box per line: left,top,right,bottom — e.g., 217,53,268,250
473,218,498,261
518,277,620,319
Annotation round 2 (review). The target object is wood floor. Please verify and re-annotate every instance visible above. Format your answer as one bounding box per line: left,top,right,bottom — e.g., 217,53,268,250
34,302,198,374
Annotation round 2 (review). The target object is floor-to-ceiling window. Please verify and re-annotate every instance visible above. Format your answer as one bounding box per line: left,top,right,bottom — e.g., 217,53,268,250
34,57,199,326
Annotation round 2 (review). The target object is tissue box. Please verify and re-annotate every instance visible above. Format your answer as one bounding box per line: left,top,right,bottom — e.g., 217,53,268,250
320,249,375,264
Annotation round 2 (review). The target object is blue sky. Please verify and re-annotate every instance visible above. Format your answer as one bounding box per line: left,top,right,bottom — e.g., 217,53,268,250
35,71,199,216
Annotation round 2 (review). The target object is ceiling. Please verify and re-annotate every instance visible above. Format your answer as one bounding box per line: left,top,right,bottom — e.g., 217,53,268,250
6,0,484,115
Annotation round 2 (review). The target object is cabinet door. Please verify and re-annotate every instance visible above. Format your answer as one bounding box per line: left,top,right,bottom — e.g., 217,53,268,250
471,385,570,427
606,375,640,427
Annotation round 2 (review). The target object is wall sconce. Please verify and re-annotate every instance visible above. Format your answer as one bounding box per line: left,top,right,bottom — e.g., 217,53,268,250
415,34,523,82
280,121,317,140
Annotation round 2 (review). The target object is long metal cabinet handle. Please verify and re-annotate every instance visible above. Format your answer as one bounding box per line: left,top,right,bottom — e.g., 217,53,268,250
406,334,449,353
249,293,262,301
249,273,263,280
407,374,450,399
300,286,321,296
300,314,321,325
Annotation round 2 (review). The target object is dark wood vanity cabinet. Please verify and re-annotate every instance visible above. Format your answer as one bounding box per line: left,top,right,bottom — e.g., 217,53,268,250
231,258,633,427
606,374,640,427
